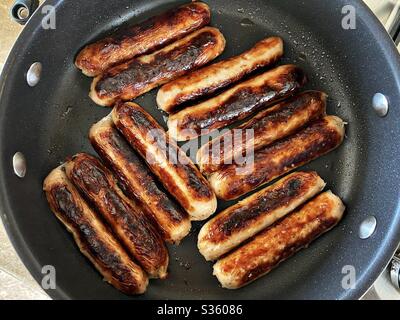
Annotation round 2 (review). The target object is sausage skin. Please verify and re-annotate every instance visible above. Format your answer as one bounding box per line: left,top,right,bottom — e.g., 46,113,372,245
213,190,345,289
168,64,307,141
90,115,191,243
112,102,217,221
197,91,327,175
90,27,226,106
209,115,345,200
198,171,326,261
75,2,211,76
43,166,148,294
64,153,169,279
157,37,284,113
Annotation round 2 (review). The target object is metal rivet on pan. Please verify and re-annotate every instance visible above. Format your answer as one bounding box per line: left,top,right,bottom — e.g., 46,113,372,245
26,62,42,87
13,152,27,178
359,216,377,239
16,6,30,20
372,93,389,117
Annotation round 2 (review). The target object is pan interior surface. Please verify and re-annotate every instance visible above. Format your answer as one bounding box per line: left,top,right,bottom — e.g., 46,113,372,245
0,0,400,300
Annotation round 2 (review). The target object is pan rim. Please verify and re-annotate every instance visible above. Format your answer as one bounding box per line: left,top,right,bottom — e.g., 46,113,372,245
0,0,400,300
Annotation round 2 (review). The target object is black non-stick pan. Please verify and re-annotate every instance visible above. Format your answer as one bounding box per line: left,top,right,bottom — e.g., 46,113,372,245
1,0,400,300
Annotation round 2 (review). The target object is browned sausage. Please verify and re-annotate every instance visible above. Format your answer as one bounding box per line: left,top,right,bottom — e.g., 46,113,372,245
208,115,345,200
213,191,345,289
90,115,191,243
197,91,327,175
157,37,284,113
168,65,307,141
198,171,326,261
112,102,217,221
75,2,211,76
90,27,226,106
43,166,148,294
64,153,169,279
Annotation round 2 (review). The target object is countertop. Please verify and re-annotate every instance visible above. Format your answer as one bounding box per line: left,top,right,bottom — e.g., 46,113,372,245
0,0,397,300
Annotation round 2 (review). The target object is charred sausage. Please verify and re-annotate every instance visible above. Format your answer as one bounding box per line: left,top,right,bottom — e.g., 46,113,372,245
168,64,307,141
90,27,226,106
157,37,284,113
213,191,345,289
64,153,169,279
75,2,211,76
198,171,326,261
196,91,327,175
112,102,217,221
43,166,148,294
90,115,191,243
208,115,345,200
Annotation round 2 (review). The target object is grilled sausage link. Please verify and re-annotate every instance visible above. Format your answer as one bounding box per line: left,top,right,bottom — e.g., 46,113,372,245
168,65,307,141
198,171,326,261
90,115,191,243
209,115,345,200
75,2,211,76
157,37,284,113
213,190,345,289
90,27,226,107
64,153,169,279
112,102,217,221
43,166,148,294
197,91,327,175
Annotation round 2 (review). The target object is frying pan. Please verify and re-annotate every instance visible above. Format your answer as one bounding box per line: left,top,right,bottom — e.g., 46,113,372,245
1,0,400,300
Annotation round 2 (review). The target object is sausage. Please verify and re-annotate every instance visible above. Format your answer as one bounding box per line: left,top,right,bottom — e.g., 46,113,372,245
168,64,307,141
90,115,191,243
197,91,327,175
157,37,284,113
90,27,226,107
198,171,326,261
75,2,211,76
209,115,345,200
43,166,148,294
213,190,345,289
112,102,217,221
64,153,169,279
